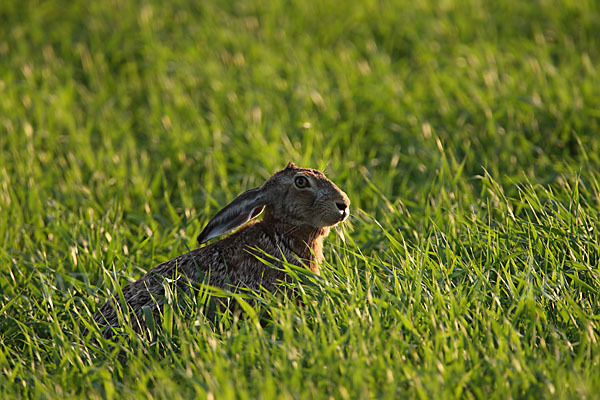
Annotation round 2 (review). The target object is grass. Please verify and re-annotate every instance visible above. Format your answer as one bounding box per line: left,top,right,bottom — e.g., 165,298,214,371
1,0,599,397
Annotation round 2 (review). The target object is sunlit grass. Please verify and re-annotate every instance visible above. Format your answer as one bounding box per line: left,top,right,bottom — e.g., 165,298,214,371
1,0,599,398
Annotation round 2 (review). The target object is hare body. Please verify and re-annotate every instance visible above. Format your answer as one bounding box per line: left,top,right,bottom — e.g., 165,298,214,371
93,163,349,336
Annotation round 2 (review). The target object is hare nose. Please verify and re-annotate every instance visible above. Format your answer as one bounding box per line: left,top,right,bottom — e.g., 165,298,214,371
335,201,348,211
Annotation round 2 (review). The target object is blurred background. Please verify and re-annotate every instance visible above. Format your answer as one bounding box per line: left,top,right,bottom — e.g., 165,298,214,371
2,0,598,216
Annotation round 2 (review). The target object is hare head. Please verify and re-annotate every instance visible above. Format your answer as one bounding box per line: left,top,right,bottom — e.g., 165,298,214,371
197,162,350,244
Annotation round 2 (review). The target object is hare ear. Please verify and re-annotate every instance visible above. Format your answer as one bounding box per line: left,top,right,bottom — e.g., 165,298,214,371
197,187,266,244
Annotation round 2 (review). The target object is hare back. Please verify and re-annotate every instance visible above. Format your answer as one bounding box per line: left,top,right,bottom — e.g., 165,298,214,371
92,220,311,335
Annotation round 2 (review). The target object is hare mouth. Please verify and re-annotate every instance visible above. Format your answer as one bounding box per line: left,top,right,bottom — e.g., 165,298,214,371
335,209,350,223
318,212,348,228
340,210,349,221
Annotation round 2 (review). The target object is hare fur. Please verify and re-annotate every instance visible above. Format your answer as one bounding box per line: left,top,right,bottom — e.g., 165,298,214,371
92,162,350,337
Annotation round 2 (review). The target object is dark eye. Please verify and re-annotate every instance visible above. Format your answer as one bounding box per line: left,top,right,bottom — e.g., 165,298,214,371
294,175,310,188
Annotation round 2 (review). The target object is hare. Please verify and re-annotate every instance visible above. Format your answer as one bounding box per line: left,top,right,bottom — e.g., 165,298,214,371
92,162,350,337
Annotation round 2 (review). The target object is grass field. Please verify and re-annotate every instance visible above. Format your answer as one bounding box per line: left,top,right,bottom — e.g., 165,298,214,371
1,0,600,398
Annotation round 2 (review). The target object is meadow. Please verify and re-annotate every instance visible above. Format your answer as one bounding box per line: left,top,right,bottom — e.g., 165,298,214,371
1,0,599,398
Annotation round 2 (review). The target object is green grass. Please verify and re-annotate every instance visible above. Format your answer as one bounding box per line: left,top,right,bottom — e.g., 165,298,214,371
1,0,600,397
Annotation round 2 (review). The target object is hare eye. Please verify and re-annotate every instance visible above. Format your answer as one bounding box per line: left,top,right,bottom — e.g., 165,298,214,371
294,176,310,188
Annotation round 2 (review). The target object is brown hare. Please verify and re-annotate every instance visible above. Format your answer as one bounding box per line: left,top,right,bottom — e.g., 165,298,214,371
92,162,350,337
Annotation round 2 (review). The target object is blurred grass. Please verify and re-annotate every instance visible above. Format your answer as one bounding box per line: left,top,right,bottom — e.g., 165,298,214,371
1,0,599,398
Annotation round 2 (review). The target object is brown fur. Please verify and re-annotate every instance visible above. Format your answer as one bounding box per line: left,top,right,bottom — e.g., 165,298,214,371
92,163,349,337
